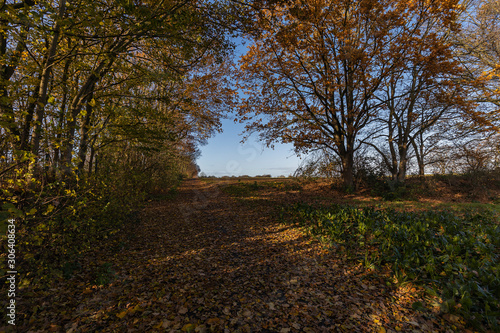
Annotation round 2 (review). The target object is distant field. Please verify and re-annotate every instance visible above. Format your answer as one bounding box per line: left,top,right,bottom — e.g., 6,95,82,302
199,173,500,216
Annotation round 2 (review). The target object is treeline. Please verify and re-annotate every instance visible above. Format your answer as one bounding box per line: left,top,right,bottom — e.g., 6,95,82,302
0,0,237,184
236,0,500,189
0,0,239,283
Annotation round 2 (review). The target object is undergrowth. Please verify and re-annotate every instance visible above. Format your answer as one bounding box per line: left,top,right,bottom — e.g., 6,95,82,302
222,180,302,197
0,166,182,291
0,177,145,289
280,203,500,331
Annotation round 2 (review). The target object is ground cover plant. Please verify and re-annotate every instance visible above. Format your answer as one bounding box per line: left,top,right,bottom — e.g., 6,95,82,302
1,175,499,332
280,203,500,331
219,179,303,197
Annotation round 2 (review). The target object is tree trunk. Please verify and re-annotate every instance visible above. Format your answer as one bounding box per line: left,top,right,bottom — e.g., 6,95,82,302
0,23,28,151
52,58,72,172
88,146,95,175
30,0,66,158
396,143,408,183
341,150,354,190
94,154,98,175
418,132,425,176
387,109,398,180
61,50,119,176
388,140,398,181
396,156,407,183
77,93,93,173
62,84,95,175
411,137,425,177
19,82,40,151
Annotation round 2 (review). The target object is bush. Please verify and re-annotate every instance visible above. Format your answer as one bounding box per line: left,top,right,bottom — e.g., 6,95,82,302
0,175,145,287
280,203,500,331
0,146,187,288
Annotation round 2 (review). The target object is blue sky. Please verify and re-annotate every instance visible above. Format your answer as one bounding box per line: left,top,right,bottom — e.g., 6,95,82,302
197,117,302,177
196,38,303,177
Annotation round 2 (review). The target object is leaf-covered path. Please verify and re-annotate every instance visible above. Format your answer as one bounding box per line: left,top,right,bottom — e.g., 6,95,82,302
19,179,450,332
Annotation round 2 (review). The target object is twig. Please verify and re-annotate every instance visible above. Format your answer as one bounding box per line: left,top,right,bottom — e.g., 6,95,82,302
0,160,29,177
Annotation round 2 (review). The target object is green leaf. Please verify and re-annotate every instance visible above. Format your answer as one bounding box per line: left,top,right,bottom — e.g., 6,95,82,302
0,210,10,222
2,202,15,210
44,204,55,215
411,301,425,311
0,220,8,234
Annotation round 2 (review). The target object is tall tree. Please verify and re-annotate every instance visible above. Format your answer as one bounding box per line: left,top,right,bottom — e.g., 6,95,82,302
237,0,463,188
456,0,500,131
366,13,469,182
0,0,235,178
0,0,36,156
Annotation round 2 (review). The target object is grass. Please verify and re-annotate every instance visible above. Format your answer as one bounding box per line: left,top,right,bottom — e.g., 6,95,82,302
147,182,181,201
221,180,303,197
362,201,500,215
221,182,261,197
260,180,303,191
280,203,500,331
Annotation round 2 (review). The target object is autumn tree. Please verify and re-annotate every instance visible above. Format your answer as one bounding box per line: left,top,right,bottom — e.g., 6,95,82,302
393,0,500,178
454,0,500,131
365,7,469,182
0,1,239,286
237,0,464,189
0,0,236,180
0,0,36,159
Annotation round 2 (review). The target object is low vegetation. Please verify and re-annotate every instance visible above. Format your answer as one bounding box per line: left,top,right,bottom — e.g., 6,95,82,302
0,161,189,288
278,205,500,331
1,174,499,332
215,174,500,331
220,180,303,197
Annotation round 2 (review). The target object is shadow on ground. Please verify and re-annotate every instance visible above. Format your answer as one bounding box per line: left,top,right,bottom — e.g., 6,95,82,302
16,179,447,333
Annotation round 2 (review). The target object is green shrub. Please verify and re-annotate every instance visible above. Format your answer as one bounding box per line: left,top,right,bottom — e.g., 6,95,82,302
0,155,182,288
221,180,303,197
0,176,144,287
280,203,500,331
94,262,115,286
222,182,262,196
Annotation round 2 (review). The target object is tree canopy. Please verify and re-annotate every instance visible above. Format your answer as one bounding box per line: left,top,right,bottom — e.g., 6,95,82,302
236,0,498,187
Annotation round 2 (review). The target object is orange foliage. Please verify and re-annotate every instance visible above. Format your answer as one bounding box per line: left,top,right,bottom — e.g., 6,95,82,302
237,0,466,187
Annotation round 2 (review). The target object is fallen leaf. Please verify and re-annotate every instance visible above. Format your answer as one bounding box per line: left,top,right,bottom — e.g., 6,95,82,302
207,317,220,325
116,310,128,319
182,323,196,332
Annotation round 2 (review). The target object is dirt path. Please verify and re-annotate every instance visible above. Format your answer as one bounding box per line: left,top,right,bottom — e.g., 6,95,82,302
18,179,446,332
